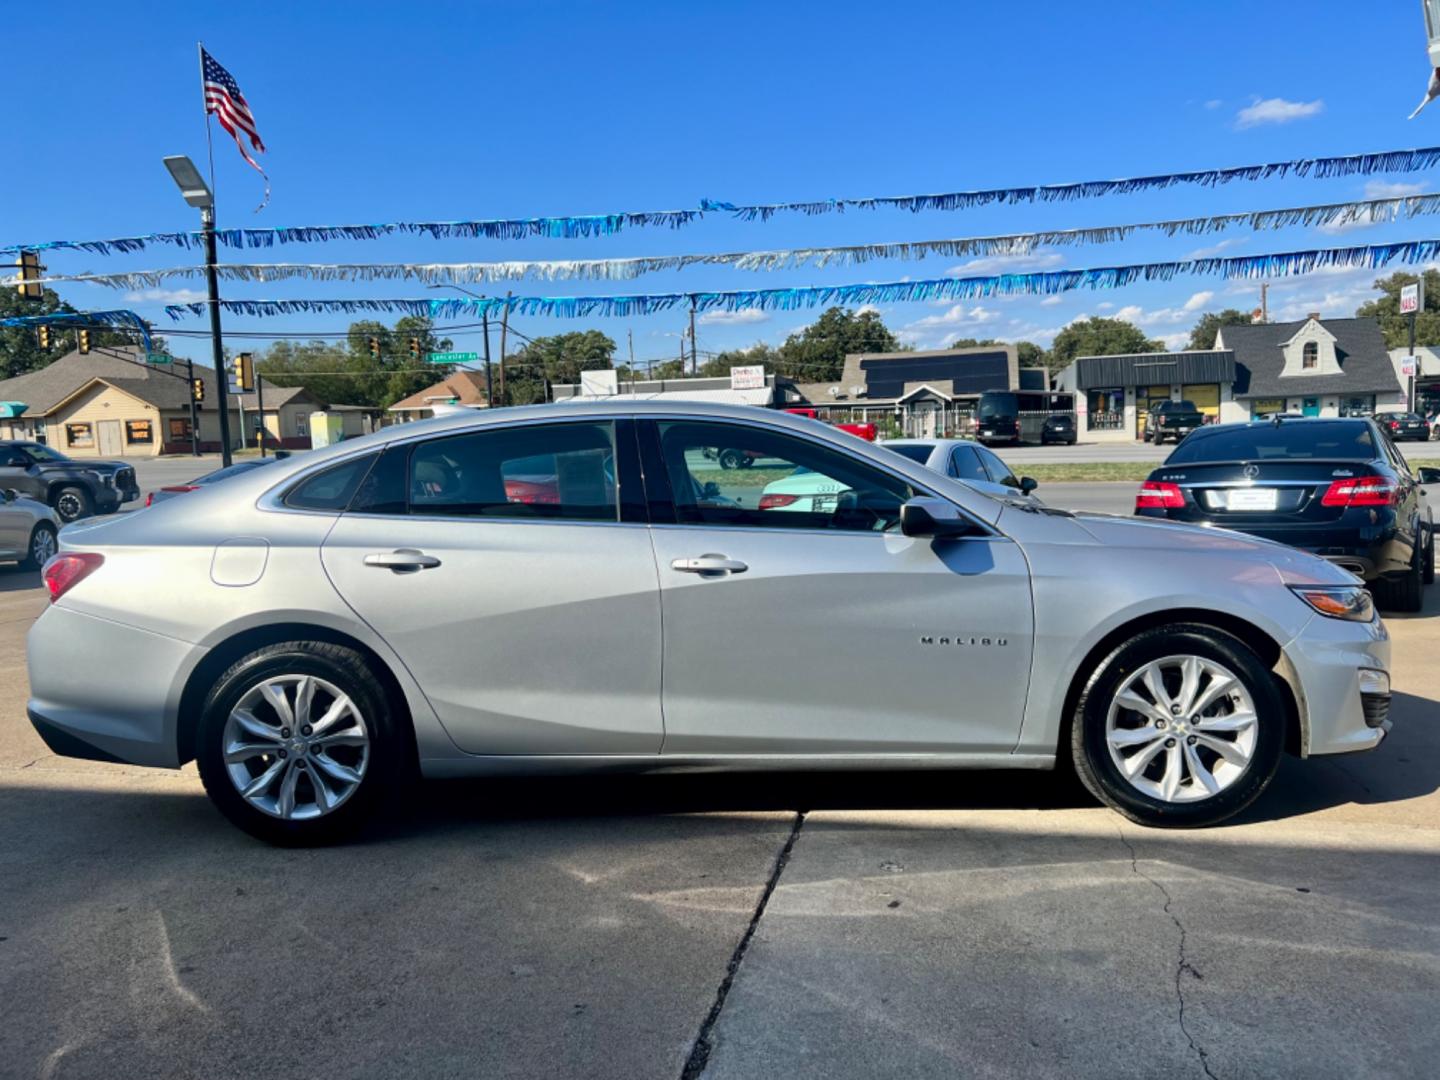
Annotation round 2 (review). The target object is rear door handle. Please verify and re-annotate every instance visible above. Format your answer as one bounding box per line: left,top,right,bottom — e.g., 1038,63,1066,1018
670,554,748,575
364,548,442,572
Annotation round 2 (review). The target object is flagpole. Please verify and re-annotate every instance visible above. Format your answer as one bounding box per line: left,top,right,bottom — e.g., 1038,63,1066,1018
195,41,234,466
197,42,218,200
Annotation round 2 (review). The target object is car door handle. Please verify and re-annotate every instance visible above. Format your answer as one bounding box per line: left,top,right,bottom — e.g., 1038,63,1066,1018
670,555,748,575
364,549,442,572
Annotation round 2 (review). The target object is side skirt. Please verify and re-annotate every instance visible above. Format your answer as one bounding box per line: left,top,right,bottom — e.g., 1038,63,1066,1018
421,752,1057,779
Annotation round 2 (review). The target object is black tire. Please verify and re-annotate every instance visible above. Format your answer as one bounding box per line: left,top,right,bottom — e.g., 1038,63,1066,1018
1375,548,1424,613
51,485,91,523
738,455,755,469
1423,525,1436,587
1070,624,1286,828
718,449,744,471
195,641,410,845
20,522,57,571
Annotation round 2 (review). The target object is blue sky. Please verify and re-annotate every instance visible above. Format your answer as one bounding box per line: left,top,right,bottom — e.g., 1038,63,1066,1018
4,0,1439,368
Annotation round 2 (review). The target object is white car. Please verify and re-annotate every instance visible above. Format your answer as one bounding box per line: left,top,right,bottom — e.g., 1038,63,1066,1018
881,439,1043,505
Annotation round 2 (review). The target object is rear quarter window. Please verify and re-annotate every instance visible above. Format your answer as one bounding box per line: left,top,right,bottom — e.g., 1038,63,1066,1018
283,454,377,511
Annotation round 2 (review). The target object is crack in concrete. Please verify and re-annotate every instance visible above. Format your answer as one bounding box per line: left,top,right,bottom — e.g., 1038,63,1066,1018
680,810,807,1080
1116,825,1219,1080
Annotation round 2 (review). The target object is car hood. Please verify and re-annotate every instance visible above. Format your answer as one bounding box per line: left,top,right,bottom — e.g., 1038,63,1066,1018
1065,511,1360,586
34,459,128,473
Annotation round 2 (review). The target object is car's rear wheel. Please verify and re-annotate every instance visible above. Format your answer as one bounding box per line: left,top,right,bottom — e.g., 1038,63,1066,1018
52,485,91,523
718,449,745,470
1375,549,1424,613
195,642,408,845
20,522,57,571
1423,526,1436,587
1070,625,1285,828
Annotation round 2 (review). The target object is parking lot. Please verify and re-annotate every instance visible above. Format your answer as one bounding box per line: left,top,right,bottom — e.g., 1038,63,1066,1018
0,458,1434,1079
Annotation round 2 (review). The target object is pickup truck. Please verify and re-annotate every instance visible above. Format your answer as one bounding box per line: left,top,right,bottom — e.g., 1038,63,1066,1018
0,440,139,522
1145,400,1206,445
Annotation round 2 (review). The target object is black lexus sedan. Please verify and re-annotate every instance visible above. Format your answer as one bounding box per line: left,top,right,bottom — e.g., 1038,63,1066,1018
1135,416,1435,612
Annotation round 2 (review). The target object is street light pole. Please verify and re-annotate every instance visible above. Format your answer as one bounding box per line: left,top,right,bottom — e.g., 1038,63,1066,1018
427,284,495,406
202,206,234,467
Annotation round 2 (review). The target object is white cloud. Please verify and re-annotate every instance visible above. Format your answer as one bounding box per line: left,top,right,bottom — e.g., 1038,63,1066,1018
1039,295,1064,307
698,307,769,326
124,287,207,304
1235,96,1324,128
1187,237,1248,259
854,304,882,317
898,304,1001,348
1182,290,1214,312
1204,99,1223,110
1114,305,1144,323
1365,180,1427,199
1096,301,1115,311
947,250,1066,276
1160,332,1191,351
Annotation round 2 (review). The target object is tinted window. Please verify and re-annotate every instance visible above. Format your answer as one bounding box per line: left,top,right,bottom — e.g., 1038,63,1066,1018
408,422,617,521
19,443,68,463
976,446,1018,487
948,446,990,482
284,454,377,511
657,421,916,532
977,392,1017,420
886,443,935,465
1166,422,1376,463
198,461,270,484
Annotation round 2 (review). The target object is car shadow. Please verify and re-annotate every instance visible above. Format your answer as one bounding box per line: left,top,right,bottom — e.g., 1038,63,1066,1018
0,567,42,592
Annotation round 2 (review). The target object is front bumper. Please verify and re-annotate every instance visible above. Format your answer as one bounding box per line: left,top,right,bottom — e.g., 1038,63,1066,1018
26,604,202,768
1283,611,1392,756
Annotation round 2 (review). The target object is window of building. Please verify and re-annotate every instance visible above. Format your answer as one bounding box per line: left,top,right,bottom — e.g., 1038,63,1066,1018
1302,341,1319,370
125,419,153,444
1250,398,1286,419
65,422,94,448
657,420,915,533
1086,388,1124,431
296,414,309,436
1339,396,1376,417
169,418,192,440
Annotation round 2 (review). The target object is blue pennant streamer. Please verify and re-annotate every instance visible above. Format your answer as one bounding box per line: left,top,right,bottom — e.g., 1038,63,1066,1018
159,238,1440,323
0,309,152,349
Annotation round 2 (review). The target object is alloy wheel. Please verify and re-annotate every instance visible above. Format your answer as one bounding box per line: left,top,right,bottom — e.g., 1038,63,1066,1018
31,527,57,566
1105,655,1257,803
55,494,82,521
222,674,371,820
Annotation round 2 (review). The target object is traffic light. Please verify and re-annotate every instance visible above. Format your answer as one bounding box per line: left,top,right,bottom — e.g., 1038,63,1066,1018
35,325,50,351
409,337,421,359
77,328,91,354
233,352,255,392
367,336,381,360
15,250,42,300
192,378,206,403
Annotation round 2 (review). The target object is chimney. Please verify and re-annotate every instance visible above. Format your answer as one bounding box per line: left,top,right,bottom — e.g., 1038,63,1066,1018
1307,312,1321,321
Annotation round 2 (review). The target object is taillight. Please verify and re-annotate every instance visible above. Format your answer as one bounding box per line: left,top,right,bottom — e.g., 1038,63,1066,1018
1135,481,1185,510
145,492,153,507
1321,476,1396,507
759,493,799,510
42,552,104,603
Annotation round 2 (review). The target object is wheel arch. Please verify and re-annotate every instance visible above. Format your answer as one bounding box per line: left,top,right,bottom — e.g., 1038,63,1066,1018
176,622,419,769
46,479,90,504
1056,608,1304,760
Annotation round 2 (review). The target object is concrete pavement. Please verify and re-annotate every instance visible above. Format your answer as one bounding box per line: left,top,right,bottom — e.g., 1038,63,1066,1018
1,490,1437,1078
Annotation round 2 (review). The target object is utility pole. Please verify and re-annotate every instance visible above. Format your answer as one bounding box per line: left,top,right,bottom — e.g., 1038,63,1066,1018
497,291,512,406
201,206,234,466
1260,282,1269,324
255,370,266,457
627,329,635,393
689,297,698,376
482,311,494,407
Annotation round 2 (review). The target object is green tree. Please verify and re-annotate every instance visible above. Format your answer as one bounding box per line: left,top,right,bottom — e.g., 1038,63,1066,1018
1355,269,1440,348
501,330,616,404
1049,317,1164,371
774,307,905,383
0,287,152,380
698,342,780,378
1187,308,1253,350
257,315,453,409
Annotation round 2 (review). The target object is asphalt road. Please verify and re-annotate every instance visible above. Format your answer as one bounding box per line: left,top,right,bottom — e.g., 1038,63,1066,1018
2,533,1439,1077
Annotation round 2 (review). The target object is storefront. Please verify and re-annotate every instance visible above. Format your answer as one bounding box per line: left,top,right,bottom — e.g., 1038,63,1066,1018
1056,351,1239,443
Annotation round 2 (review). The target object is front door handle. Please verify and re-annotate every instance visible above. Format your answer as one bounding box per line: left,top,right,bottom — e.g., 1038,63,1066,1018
364,548,442,573
671,554,748,575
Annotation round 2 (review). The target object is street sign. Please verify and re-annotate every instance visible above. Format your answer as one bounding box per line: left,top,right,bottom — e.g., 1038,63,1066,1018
1402,355,1419,378
730,364,766,390
146,352,172,365
427,351,479,364
1401,281,1424,315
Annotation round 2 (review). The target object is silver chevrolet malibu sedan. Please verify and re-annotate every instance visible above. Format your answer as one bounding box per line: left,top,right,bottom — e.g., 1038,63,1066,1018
28,402,1391,843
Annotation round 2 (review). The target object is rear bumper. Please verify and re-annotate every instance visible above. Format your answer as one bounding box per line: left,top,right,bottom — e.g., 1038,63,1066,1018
26,604,202,768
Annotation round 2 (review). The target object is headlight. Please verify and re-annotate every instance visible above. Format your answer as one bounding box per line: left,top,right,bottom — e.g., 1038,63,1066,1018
1288,585,1375,622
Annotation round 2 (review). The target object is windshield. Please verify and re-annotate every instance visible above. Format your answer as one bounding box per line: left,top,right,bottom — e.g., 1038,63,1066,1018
19,444,69,464
1166,422,1376,463
885,444,934,464
977,392,1017,419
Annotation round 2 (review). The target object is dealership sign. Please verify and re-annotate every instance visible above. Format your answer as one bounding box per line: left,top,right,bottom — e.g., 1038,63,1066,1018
1401,355,1418,378
730,365,766,390
1401,281,1424,315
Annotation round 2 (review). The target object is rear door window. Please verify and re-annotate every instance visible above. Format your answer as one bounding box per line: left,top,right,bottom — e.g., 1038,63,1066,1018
948,446,990,482
976,447,1019,487
1166,422,1375,463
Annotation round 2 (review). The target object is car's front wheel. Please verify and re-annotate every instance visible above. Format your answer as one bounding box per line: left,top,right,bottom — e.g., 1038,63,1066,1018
195,641,409,844
1071,625,1285,828
52,485,91,523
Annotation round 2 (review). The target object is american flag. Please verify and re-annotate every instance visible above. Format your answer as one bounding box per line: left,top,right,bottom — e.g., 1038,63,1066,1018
202,48,267,175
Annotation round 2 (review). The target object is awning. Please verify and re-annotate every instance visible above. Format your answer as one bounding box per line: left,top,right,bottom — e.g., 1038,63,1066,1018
1075,351,1236,390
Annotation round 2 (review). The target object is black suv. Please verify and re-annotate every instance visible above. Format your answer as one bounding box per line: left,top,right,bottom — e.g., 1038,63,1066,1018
0,441,140,522
1145,399,1206,444
1135,417,1435,612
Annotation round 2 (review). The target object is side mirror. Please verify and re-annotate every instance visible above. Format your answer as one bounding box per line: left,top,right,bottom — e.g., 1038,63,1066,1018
1,488,15,503
900,497,977,539
1418,467,1440,484
1019,476,1039,494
